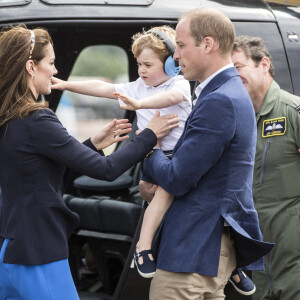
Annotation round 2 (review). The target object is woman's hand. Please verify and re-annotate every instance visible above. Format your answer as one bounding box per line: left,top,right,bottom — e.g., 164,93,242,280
147,111,179,139
91,119,132,150
113,92,141,111
51,77,67,90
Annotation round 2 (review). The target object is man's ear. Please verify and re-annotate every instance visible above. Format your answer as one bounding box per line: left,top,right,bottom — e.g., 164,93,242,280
260,56,270,74
202,36,214,53
25,60,35,78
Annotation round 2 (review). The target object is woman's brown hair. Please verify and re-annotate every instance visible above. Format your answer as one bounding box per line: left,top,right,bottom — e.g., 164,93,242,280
0,24,52,127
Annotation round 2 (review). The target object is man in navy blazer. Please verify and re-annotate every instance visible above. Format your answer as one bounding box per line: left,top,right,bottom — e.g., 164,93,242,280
143,8,274,299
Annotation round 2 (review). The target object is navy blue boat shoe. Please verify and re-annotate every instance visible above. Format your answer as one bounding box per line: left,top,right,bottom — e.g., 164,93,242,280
229,268,256,296
134,249,156,278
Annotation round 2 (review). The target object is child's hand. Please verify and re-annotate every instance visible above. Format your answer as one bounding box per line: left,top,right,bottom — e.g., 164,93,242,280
51,77,66,90
113,92,141,111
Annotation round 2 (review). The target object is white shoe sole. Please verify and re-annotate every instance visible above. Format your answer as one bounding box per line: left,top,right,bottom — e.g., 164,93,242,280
228,278,256,296
134,259,156,278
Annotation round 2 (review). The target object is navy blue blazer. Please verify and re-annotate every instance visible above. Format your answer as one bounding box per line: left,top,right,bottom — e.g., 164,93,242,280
0,109,156,264
144,67,274,276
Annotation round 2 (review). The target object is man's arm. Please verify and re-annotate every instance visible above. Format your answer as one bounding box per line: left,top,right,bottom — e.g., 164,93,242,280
143,93,236,196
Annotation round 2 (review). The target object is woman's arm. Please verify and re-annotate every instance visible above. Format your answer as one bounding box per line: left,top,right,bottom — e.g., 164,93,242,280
32,109,179,182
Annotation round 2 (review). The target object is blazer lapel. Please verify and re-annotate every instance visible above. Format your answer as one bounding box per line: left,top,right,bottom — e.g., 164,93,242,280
175,67,240,152
197,67,239,104
188,67,239,120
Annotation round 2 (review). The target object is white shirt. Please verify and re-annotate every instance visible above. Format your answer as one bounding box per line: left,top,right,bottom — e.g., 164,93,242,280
115,75,192,151
194,63,234,106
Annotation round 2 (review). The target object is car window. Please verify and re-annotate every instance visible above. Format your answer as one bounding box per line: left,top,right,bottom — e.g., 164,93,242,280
56,45,128,154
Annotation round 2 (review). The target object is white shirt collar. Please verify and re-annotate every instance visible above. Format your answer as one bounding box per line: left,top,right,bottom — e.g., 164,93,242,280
194,63,234,101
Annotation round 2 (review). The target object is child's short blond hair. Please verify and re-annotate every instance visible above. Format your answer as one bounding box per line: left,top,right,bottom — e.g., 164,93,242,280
131,25,176,63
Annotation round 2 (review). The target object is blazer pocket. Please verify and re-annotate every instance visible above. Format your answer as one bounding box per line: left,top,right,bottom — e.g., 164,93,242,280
35,190,63,206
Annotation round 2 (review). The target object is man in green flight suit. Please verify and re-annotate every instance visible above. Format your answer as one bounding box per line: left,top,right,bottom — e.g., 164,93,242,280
231,36,300,300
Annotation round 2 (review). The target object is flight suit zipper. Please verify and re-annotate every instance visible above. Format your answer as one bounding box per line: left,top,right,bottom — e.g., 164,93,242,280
260,139,271,183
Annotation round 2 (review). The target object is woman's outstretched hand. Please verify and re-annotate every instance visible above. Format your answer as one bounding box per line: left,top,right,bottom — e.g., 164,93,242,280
91,119,132,150
147,111,179,139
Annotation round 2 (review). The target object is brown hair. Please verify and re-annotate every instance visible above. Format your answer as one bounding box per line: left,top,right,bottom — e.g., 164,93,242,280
131,25,176,63
180,8,235,55
233,36,274,77
0,24,52,127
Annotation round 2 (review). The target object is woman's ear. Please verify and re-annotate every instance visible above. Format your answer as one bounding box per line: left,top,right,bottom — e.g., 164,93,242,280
26,60,35,78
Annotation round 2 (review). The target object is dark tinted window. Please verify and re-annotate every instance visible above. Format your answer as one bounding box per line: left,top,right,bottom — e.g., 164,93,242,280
234,21,293,93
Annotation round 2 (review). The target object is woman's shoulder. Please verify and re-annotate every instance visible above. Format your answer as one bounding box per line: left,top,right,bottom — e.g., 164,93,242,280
26,108,59,129
31,108,57,120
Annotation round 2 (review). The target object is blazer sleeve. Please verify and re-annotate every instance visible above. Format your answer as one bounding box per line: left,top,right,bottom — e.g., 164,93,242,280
62,138,104,190
143,93,236,196
31,109,156,181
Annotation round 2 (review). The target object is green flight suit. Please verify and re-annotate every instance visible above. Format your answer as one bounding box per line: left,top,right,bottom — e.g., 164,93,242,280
252,80,300,300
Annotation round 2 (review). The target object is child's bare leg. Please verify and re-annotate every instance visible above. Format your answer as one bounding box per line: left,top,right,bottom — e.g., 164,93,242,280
136,186,173,263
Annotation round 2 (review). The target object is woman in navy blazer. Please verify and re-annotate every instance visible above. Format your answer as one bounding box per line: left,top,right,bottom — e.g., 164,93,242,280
0,25,178,299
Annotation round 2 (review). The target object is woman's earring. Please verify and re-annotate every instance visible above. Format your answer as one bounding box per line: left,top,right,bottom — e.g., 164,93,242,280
31,74,34,79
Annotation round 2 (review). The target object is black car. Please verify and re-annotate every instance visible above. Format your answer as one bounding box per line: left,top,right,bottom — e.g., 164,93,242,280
0,0,300,299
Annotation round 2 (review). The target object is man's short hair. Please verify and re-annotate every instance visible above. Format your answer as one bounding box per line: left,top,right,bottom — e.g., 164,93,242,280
233,36,275,77
180,8,235,56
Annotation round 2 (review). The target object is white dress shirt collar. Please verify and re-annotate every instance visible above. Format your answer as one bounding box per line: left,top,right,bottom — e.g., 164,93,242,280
194,63,234,105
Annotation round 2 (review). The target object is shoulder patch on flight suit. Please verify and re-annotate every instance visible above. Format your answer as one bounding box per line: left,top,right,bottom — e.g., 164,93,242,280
262,117,286,138
296,105,300,114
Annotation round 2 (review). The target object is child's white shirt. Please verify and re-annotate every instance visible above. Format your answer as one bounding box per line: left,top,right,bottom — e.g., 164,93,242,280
114,75,192,151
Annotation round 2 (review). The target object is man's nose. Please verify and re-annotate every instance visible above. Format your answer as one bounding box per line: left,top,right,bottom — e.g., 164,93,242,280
173,47,179,61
